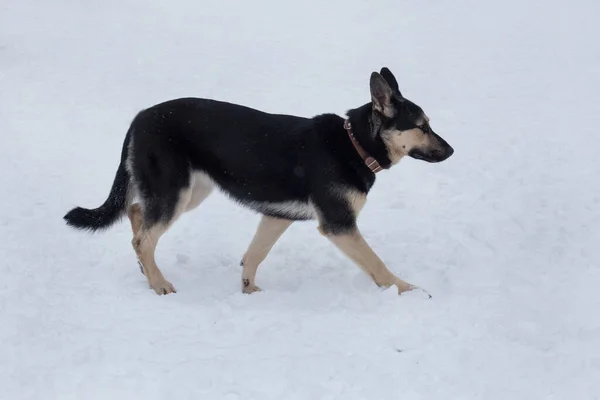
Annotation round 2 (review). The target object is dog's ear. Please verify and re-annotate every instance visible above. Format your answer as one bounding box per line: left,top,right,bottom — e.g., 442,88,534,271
370,72,395,118
380,67,402,97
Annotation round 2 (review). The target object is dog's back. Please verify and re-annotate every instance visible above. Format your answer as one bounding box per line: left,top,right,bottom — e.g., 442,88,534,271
129,98,336,208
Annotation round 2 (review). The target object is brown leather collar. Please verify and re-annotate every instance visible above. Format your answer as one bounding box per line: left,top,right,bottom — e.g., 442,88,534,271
343,119,383,173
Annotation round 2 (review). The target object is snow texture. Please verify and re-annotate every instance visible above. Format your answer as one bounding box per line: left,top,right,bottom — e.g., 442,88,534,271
1,0,600,398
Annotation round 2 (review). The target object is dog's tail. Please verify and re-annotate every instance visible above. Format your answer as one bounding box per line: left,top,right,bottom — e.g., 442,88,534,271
63,128,134,233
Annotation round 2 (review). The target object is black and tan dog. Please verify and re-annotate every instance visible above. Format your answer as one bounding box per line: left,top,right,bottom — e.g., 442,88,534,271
64,67,454,296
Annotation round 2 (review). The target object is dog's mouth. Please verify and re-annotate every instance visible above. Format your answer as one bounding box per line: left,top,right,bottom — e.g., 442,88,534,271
408,146,454,163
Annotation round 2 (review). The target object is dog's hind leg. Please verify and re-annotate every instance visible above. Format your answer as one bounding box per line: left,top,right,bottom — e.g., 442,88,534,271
131,172,214,295
127,203,143,235
127,203,146,275
132,182,193,295
240,215,293,293
132,192,191,295
133,222,178,295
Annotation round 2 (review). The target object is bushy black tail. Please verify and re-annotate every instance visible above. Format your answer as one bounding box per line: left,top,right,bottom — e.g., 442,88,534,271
64,161,131,232
64,127,134,233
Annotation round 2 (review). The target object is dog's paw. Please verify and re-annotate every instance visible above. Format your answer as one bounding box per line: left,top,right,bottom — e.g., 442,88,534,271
396,282,431,298
243,285,262,294
394,279,415,293
242,279,262,294
149,278,177,295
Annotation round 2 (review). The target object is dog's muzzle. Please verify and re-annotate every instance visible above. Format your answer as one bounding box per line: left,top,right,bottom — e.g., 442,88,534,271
409,145,454,163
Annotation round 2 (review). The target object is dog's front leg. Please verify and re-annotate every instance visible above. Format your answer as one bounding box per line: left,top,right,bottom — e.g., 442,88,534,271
315,190,421,295
321,227,417,294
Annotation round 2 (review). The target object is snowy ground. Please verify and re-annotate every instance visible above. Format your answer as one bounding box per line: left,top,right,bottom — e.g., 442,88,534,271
2,0,600,398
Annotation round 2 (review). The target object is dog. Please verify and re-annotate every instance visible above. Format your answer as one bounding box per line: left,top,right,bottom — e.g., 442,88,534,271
63,67,454,296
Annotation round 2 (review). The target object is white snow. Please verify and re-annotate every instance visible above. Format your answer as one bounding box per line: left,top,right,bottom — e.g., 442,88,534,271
2,0,600,398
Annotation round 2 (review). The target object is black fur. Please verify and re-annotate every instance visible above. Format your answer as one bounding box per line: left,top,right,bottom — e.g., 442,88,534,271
380,67,401,95
129,98,375,233
64,68,453,236
63,128,132,232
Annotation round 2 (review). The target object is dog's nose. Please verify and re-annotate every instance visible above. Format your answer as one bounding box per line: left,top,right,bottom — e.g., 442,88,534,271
432,146,453,161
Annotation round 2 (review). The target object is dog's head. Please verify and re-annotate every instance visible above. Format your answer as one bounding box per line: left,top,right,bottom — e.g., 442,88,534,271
361,68,454,165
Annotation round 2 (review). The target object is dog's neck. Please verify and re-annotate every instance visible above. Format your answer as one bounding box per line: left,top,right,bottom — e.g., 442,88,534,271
345,103,393,171
343,119,383,173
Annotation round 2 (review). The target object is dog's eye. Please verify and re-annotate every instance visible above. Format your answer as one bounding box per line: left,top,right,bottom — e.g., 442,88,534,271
418,124,430,134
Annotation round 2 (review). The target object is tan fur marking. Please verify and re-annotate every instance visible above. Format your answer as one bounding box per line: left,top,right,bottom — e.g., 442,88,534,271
382,128,429,164
133,224,176,295
127,203,143,235
324,228,416,294
347,190,367,216
241,215,293,293
127,204,146,275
